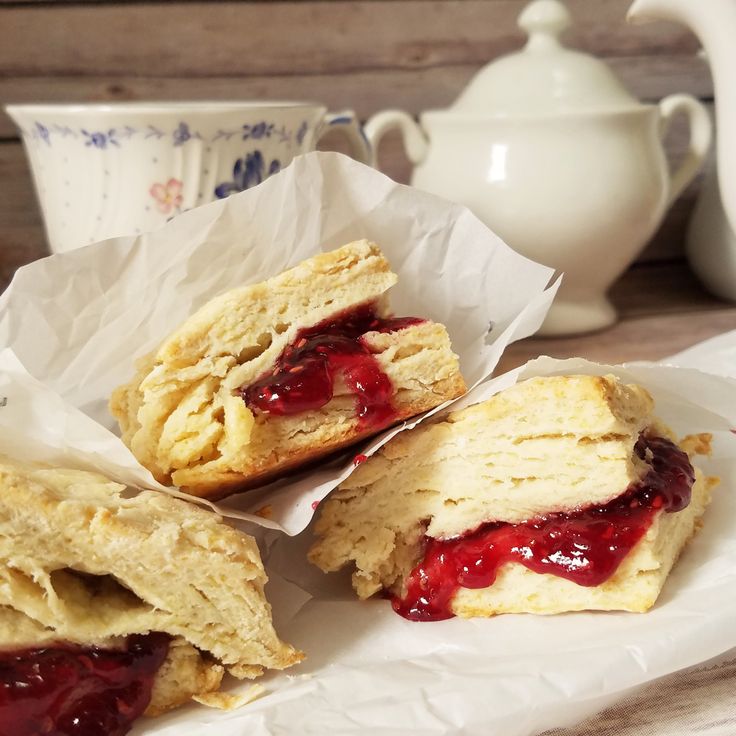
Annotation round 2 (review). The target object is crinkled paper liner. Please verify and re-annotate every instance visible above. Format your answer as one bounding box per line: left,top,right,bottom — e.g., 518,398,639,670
2,151,734,734
139,354,736,736
0,151,558,533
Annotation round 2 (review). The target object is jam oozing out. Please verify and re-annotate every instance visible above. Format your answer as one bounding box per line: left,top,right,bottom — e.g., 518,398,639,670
0,632,170,736
393,435,695,622
241,303,424,429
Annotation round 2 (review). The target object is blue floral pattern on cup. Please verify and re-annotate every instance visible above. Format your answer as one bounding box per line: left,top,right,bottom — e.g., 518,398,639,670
243,122,275,140
82,129,120,149
35,122,51,146
172,122,192,146
214,151,281,198
21,119,308,149
296,121,308,145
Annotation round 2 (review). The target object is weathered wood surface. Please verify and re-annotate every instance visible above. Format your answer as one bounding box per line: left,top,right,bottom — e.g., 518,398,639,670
0,1,701,78
0,54,713,141
498,306,736,373
541,652,736,736
496,261,735,374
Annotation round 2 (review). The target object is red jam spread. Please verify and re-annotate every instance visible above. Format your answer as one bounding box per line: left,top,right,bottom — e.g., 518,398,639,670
0,632,170,736
241,303,424,428
392,435,695,621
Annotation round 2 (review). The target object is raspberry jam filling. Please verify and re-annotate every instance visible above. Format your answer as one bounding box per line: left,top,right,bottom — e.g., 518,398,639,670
0,632,170,736
240,303,424,429
392,435,695,622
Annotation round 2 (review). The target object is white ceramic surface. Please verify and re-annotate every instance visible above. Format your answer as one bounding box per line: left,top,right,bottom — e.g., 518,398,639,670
365,0,712,336
5,101,371,253
628,0,736,237
687,157,736,302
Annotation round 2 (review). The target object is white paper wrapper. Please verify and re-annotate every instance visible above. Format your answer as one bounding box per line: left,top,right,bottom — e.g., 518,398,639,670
0,151,557,533
3,149,733,735
666,328,736,378
130,354,736,736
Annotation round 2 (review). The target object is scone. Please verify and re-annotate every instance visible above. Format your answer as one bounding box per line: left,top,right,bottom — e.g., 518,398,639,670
0,457,301,734
309,375,718,621
111,240,466,500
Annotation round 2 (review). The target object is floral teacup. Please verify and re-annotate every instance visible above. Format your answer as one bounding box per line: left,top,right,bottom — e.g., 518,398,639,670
6,101,371,253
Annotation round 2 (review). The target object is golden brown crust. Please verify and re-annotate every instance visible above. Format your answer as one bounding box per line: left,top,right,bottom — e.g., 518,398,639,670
176,389,450,500
111,241,466,499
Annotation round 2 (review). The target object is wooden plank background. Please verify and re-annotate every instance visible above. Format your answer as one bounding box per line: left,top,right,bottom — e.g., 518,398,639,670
0,0,714,280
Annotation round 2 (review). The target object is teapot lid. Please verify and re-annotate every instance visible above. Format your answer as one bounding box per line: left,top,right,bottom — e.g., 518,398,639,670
452,0,639,115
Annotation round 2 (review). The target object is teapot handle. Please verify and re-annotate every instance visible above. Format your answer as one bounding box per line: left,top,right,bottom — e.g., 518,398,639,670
363,110,429,168
659,94,712,208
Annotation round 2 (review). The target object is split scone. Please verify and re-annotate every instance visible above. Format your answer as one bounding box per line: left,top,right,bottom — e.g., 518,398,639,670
110,240,466,500
309,375,718,621
0,457,302,734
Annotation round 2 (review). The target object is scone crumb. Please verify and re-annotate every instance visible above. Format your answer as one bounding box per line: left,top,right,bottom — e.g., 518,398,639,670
706,475,720,492
679,432,713,457
193,683,266,710
254,504,273,519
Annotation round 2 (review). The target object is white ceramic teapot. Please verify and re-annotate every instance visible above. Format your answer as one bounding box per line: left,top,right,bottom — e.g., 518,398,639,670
628,0,736,302
366,0,712,335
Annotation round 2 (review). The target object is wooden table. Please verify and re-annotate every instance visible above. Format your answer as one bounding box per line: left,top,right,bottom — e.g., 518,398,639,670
542,650,736,736
498,260,736,373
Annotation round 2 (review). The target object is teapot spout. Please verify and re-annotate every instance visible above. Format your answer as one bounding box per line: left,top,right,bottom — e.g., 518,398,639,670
628,0,736,233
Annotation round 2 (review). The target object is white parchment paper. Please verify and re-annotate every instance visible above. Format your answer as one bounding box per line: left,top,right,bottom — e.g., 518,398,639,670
0,151,558,533
666,329,736,378
2,148,734,735
131,354,736,736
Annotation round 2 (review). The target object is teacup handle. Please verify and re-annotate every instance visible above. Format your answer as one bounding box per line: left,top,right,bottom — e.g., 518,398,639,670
659,94,712,208
364,109,429,168
319,110,372,165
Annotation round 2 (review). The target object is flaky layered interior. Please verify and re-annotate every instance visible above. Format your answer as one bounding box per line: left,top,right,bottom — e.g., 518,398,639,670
0,458,302,693
110,241,465,498
309,375,716,614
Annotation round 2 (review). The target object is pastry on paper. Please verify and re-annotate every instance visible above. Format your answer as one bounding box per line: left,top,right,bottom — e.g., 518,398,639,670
0,457,301,733
111,240,466,499
309,375,717,621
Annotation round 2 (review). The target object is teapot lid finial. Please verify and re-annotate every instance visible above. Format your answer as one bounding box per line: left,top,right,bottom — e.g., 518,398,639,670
519,0,571,49
449,0,639,116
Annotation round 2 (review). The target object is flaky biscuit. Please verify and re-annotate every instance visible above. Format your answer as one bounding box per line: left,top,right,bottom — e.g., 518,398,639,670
309,375,716,614
0,457,301,715
111,241,466,499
